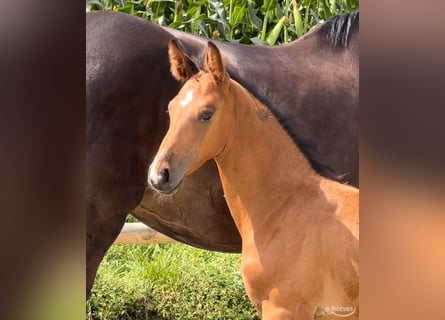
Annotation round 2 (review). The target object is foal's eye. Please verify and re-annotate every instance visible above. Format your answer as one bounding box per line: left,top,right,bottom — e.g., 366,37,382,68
199,111,213,122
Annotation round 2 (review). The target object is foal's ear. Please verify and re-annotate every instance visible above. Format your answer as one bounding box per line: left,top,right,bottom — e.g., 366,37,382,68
168,39,199,81
204,42,227,84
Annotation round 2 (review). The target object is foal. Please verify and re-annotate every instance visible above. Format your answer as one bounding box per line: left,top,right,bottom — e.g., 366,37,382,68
149,41,359,319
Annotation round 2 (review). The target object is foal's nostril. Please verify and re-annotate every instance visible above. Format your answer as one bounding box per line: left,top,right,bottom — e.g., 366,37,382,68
161,168,170,185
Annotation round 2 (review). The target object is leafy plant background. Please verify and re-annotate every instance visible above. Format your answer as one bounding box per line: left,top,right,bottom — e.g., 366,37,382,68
86,0,358,45
86,1,359,318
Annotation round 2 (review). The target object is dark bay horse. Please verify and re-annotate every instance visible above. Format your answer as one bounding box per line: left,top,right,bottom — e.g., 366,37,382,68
86,11,358,296
149,41,359,319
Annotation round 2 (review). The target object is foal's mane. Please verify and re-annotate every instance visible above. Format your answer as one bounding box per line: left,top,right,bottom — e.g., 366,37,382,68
250,83,343,181
317,11,359,47
248,12,359,180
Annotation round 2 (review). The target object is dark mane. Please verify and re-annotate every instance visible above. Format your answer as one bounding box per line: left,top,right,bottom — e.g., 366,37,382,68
242,82,344,181
248,13,359,179
318,11,359,47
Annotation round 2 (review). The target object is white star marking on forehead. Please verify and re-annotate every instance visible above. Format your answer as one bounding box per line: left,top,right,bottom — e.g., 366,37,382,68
180,90,194,108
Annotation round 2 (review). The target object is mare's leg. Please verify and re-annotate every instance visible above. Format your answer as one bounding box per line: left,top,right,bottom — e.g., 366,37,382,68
86,200,127,298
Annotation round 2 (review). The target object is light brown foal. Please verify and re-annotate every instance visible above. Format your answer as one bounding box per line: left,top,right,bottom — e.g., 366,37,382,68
148,41,359,319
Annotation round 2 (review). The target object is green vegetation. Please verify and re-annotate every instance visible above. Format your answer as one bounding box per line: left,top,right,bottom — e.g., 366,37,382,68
87,243,259,320
86,0,358,45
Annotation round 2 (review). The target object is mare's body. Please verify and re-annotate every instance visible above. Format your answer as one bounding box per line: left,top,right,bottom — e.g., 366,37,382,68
149,42,359,319
86,11,358,296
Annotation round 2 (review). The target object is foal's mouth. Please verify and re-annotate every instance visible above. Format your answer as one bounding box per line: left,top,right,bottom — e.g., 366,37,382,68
153,179,183,195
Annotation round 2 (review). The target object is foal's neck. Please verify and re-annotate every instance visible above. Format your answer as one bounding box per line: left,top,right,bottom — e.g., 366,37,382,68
215,80,324,236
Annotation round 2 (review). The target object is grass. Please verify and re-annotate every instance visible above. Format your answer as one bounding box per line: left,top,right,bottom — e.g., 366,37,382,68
87,242,259,319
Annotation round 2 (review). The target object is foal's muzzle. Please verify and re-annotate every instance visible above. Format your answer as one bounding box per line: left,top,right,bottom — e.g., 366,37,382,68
148,165,181,194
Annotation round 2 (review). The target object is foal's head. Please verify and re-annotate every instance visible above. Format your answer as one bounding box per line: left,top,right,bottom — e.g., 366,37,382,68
149,41,235,194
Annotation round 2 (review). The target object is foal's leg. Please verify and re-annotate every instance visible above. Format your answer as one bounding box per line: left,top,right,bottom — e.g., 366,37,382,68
261,300,315,320
316,315,358,320
261,306,293,320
